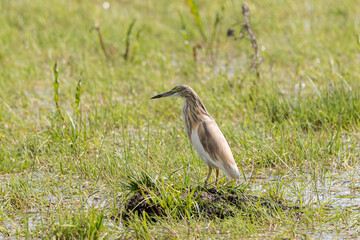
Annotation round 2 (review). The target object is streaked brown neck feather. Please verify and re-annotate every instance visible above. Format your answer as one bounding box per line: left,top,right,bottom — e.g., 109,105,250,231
182,90,210,139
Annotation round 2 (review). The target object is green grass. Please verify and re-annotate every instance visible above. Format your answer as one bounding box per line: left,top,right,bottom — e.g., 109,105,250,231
1,0,360,238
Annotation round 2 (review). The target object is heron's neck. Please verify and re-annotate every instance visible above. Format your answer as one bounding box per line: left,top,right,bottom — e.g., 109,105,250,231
182,95,210,138
184,95,208,116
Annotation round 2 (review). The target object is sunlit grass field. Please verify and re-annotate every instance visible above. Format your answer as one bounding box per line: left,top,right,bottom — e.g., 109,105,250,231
1,0,360,238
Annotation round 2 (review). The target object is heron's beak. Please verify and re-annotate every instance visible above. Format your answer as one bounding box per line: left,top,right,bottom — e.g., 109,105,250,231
151,90,175,99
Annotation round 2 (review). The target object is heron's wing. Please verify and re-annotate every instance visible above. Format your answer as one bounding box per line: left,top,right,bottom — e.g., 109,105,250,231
197,120,240,179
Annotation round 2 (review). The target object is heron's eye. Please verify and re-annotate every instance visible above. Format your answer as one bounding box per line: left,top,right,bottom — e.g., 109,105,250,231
172,88,180,93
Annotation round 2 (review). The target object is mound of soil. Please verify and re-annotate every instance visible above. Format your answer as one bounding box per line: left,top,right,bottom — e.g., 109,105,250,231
122,187,302,221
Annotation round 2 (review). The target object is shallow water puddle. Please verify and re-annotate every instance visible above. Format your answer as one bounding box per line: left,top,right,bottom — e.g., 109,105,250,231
249,167,360,238
0,168,359,238
250,168,359,206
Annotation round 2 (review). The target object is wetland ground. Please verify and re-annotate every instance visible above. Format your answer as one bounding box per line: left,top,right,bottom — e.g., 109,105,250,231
1,0,360,239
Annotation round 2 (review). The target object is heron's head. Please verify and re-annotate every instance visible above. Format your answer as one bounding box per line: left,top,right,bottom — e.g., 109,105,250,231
151,85,194,99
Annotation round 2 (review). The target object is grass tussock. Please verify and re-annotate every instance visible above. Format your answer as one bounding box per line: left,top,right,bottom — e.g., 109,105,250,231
122,179,302,222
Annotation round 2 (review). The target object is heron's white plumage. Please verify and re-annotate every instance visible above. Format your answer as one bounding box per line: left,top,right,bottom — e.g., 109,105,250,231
185,115,240,180
190,122,222,168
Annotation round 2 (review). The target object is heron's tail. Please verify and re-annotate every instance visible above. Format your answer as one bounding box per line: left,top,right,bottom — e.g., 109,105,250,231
223,163,240,179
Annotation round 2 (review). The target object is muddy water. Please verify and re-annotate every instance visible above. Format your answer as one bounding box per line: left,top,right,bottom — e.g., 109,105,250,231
1,168,359,238
249,167,360,238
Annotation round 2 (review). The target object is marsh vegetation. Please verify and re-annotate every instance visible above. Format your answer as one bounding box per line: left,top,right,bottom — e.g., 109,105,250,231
0,0,360,238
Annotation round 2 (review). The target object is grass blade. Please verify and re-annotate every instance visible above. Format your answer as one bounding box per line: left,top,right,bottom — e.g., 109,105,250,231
124,19,136,61
75,73,82,116
53,59,64,121
185,0,207,42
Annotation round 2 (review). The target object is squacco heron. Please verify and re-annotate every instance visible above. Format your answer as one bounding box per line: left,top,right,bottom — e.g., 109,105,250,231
151,85,241,186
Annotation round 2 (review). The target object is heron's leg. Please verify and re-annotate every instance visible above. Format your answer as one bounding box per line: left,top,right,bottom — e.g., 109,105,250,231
215,169,219,187
204,166,213,187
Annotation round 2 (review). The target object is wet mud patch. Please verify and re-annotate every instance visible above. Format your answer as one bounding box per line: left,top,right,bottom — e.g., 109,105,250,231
122,187,302,221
